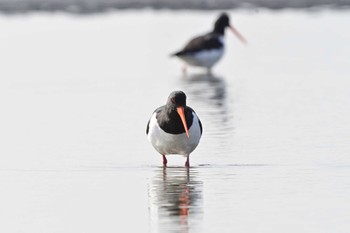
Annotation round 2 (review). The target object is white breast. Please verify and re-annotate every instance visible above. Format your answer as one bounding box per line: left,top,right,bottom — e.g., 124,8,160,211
147,112,202,156
180,36,225,68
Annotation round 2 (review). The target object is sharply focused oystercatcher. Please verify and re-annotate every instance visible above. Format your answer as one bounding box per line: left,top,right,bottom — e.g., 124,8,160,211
146,91,202,167
172,12,246,74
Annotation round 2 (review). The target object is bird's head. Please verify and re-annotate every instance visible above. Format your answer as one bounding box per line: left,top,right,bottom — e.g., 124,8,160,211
167,91,189,138
214,13,230,31
167,91,187,108
214,12,247,44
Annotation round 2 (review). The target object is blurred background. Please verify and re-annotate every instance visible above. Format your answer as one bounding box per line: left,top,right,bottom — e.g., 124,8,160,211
0,1,349,233
0,0,350,13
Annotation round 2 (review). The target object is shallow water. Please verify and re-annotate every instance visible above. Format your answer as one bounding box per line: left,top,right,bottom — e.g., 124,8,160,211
0,10,350,233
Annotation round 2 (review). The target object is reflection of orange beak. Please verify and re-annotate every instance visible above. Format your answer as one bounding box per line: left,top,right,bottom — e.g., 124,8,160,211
229,25,247,44
177,107,190,138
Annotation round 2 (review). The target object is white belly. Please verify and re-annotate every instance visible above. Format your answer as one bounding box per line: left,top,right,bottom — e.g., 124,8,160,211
180,48,224,68
147,113,202,156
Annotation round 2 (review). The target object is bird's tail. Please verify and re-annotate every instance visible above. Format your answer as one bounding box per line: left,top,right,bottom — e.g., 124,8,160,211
170,51,184,57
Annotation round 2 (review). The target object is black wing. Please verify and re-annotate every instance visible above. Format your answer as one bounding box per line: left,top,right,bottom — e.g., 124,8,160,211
187,107,203,135
198,118,203,135
146,119,150,135
172,33,222,56
146,107,163,135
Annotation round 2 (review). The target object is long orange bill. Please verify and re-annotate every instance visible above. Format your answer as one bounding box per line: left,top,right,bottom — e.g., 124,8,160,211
176,107,190,138
229,25,247,44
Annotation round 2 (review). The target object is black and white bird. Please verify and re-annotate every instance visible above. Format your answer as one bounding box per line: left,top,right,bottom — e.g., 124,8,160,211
146,91,202,167
172,13,246,74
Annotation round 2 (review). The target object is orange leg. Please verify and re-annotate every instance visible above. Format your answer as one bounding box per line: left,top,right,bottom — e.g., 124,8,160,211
162,155,167,167
185,155,190,168
182,64,187,76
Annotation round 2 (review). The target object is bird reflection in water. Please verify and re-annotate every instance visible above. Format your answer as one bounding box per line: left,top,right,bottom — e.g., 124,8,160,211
180,73,227,109
179,73,234,158
149,167,202,233
181,73,233,132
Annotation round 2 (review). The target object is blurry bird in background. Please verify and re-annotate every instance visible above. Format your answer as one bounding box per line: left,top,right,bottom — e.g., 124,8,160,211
172,13,247,74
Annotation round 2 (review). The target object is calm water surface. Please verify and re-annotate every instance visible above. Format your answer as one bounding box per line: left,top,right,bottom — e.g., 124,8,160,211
0,10,350,233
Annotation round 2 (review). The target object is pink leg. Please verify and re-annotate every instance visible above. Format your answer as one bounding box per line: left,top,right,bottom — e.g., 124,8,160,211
182,64,187,76
162,155,167,167
185,155,190,168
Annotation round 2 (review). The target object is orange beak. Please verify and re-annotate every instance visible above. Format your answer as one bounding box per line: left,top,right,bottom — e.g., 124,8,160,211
176,107,190,138
229,25,247,44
